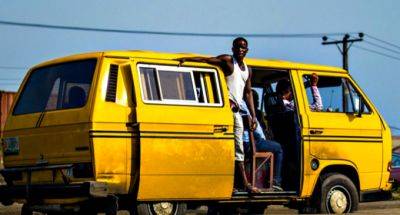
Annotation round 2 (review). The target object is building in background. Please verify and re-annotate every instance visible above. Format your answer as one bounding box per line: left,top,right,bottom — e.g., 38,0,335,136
0,91,16,135
0,91,15,168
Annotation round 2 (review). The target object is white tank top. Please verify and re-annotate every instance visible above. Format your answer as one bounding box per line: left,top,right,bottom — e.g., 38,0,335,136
225,57,249,103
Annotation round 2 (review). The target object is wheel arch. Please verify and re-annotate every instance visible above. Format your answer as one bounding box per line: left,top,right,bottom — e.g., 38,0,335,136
313,164,360,198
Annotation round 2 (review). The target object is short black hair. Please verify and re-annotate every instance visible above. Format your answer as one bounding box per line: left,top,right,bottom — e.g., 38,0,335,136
276,79,291,95
233,37,248,47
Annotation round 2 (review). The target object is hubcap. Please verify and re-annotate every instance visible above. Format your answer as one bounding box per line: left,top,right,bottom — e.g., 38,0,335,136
326,185,351,214
152,202,175,215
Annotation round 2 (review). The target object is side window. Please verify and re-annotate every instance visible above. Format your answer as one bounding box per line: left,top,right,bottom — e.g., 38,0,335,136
45,81,89,111
138,64,222,106
303,75,370,113
139,67,161,101
193,72,206,103
193,71,221,104
303,76,342,112
45,78,61,110
158,70,196,101
345,81,371,114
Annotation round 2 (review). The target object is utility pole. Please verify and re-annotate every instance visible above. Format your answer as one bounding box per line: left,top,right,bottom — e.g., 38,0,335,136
322,33,364,71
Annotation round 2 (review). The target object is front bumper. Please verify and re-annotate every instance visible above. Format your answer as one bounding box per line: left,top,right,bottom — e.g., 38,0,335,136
0,181,108,204
0,164,108,204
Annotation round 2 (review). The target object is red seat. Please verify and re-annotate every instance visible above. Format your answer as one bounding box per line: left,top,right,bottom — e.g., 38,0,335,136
243,115,274,189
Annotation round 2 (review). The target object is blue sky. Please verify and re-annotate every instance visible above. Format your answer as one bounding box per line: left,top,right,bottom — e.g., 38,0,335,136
0,0,399,134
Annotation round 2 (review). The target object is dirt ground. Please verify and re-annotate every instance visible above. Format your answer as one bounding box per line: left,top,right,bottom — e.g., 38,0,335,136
0,200,400,215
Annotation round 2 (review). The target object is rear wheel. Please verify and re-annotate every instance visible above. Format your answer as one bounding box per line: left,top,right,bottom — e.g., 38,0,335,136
136,202,186,215
319,173,358,214
104,195,119,215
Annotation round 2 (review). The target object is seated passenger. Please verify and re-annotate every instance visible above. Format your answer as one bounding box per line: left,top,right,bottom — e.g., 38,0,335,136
240,100,283,191
274,74,322,191
65,86,86,108
276,73,323,112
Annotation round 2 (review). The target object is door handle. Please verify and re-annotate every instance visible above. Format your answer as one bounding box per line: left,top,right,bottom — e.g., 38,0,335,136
310,129,323,135
126,122,139,128
214,125,228,133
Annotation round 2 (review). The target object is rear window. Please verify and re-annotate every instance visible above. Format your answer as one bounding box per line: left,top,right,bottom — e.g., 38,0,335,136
13,59,97,115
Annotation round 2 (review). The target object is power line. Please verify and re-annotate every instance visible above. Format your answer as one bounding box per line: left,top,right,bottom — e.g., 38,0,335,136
0,83,19,86
353,45,400,62
364,40,400,56
390,126,400,131
365,34,400,51
0,66,27,70
0,20,358,38
0,79,20,81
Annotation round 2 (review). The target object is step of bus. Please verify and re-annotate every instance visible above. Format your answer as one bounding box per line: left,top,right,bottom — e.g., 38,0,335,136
232,190,296,196
221,190,297,203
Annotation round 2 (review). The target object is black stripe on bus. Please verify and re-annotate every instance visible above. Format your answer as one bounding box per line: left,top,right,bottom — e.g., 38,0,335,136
303,138,382,143
89,130,137,134
90,130,223,135
140,130,214,135
90,135,137,138
140,136,234,140
90,135,233,140
304,135,382,139
75,146,90,151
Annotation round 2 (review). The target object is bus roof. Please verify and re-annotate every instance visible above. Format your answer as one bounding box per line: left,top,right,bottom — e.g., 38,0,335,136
32,50,347,74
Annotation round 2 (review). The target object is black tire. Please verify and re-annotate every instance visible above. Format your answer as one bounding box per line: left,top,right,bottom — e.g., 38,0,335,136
20,204,33,215
319,173,358,214
79,201,97,215
136,202,186,215
104,195,119,215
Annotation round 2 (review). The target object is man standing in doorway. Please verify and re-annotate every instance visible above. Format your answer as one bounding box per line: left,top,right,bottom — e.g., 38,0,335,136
178,37,259,193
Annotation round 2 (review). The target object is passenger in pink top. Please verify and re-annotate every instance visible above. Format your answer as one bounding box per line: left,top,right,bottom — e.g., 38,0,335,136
276,73,323,112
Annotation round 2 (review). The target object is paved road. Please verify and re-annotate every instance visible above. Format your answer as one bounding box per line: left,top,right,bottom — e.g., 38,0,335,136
1,200,399,214
265,200,400,214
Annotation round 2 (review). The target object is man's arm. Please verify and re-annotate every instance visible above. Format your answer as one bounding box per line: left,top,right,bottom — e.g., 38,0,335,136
177,56,221,65
177,55,233,76
310,73,323,111
244,68,257,129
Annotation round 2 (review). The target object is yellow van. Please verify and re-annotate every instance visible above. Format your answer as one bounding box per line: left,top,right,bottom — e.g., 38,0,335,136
0,50,392,214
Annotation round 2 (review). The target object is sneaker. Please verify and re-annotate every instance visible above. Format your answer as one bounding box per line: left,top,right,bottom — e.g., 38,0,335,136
272,185,283,191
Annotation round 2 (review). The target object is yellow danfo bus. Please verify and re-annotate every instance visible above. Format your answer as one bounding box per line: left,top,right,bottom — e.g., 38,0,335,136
0,50,392,214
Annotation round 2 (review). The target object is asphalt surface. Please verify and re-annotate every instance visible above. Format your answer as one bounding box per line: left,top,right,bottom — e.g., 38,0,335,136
0,200,400,214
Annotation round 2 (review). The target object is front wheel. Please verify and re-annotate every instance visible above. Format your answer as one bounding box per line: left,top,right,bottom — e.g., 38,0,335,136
136,202,186,215
319,173,359,214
